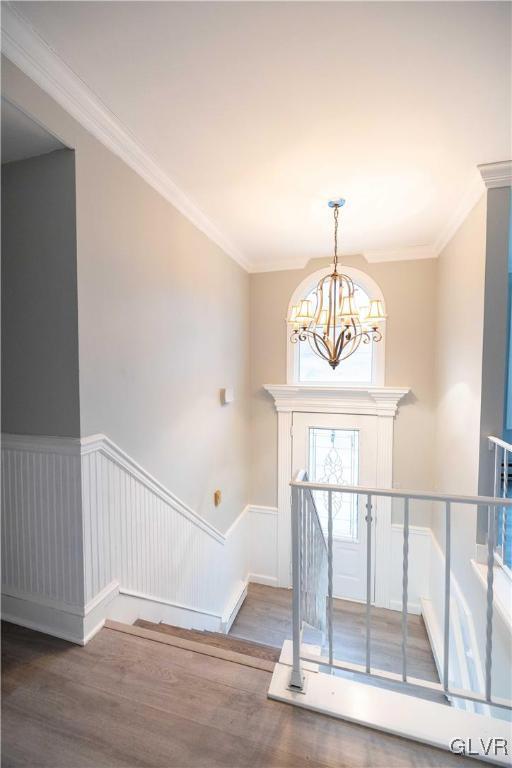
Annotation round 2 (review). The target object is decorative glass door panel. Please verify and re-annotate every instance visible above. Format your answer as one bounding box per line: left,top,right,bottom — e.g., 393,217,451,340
308,428,359,540
292,412,377,602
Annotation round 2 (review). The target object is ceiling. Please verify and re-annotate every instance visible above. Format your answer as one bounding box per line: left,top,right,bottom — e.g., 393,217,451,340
1,97,65,164
7,1,511,271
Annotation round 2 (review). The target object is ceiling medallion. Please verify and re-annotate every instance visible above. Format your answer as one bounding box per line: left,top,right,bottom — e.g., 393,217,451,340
287,199,386,370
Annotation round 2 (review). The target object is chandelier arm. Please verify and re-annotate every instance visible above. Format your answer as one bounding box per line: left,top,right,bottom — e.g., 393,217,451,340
309,330,334,362
313,282,322,324
327,273,336,351
334,325,347,359
340,331,363,361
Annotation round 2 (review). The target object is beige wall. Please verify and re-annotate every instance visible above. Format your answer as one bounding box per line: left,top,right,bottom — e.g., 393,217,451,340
431,196,487,599
250,254,438,524
433,196,487,502
2,58,250,532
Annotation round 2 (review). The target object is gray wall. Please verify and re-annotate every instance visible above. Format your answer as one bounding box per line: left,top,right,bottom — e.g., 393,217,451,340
477,187,511,503
1,148,80,437
2,58,250,532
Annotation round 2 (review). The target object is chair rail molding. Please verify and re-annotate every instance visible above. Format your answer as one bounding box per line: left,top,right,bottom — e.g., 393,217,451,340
264,384,410,603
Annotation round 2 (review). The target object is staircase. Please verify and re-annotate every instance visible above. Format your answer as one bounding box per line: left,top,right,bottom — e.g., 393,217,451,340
104,618,280,673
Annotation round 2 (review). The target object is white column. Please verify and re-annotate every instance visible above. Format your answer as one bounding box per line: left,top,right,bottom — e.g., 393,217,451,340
374,412,394,607
277,410,293,587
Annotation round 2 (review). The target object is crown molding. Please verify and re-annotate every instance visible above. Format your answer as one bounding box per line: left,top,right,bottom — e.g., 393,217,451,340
249,257,310,274
433,170,485,257
363,245,436,264
1,3,250,272
478,160,512,189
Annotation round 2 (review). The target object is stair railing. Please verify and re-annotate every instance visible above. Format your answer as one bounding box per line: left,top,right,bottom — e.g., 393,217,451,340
289,470,512,712
289,470,328,689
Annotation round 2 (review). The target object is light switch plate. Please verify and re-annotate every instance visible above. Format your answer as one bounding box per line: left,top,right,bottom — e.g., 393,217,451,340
220,387,234,405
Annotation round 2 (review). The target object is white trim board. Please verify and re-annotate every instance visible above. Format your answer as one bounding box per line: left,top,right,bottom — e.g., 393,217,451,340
268,663,510,765
478,161,512,189
2,581,119,646
264,384,409,417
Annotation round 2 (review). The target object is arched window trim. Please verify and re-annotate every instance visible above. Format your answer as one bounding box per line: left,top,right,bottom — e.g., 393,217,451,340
286,265,386,386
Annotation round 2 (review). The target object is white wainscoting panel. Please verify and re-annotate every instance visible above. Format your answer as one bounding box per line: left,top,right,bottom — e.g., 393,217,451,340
80,439,275,625
2,433,279,642
2,435,84,610
422,533,486,715
389,524,431,614
246,505,278,586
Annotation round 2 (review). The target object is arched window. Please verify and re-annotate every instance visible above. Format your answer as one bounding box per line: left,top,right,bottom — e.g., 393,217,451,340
287,266,386,385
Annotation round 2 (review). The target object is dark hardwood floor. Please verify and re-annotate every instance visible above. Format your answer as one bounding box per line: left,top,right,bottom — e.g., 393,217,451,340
2,620,472,768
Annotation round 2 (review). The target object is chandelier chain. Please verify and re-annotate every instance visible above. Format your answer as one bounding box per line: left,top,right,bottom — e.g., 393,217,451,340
333,204,339,271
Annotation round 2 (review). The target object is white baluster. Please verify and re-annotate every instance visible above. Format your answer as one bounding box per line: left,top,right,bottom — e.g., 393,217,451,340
401,497,410,682
365,493,372,674
485,503,495,702
443,501,451,693
328,489,333,667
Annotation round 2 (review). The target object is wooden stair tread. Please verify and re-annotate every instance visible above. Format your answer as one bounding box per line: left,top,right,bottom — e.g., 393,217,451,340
106,620,276,672
133,620,280,663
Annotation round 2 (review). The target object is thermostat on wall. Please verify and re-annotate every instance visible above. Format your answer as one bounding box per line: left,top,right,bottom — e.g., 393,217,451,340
220,387,234,405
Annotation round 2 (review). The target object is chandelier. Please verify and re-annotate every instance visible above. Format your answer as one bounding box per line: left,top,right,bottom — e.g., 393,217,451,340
287,199,386,370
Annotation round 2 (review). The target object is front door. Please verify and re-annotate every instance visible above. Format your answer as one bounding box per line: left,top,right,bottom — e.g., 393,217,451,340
292,412,377,602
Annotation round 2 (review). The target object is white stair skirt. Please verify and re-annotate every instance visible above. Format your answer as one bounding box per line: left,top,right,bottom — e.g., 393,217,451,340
269,654,511,765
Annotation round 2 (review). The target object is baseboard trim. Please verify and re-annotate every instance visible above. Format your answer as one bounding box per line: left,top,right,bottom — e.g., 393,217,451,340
221,579,248,632
247,505,278,516
108,590,223,632
2,587,83,616
1,580,120,645
421,597,443,680
388,599,422,615
249,573,280,587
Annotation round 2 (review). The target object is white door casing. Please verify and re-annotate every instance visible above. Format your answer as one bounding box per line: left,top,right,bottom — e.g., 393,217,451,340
292,411,378,602
264,384,409,608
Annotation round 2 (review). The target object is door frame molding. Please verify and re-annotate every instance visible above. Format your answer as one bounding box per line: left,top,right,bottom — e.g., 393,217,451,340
264,384,410,608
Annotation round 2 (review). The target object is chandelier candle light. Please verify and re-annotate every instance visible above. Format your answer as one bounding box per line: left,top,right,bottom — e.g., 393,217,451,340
288,199,386,370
